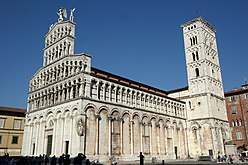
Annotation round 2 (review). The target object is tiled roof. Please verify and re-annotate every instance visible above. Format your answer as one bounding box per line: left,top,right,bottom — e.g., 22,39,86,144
0,106,26,114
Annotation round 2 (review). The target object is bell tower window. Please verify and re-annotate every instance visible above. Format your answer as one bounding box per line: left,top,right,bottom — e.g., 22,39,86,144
196,51,199,60
195,68,200,77
192,53,196,61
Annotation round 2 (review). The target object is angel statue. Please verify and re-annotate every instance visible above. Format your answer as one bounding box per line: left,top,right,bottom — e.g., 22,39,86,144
57,8,67,22
70,8,76,22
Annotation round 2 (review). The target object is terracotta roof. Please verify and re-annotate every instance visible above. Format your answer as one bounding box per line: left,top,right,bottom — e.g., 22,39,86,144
91,67,168,97
167,86,189,94
0,106,26,114
224,86,248,97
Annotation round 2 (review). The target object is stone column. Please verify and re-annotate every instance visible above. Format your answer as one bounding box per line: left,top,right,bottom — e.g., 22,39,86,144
130,120,134,155
108,116,112,156
84,80,91,98
60,117,65,154
40,120,46,154
218,127,224,155
140,121,143,152
149,122,152,154
171,126,175,156
29,123,34,155
22,123,29,155
157,124,160,155
210,127,216,157
52,118,57,155
164,125,168,155
103,84,106,101
69,115,74,155
95,115,100,155
35,122,40,155
67,87,70,100
70,86,74,99
120,118,123,154
79,82,83,97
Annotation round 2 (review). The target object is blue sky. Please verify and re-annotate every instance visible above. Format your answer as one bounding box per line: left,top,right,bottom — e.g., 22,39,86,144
0,1,247,109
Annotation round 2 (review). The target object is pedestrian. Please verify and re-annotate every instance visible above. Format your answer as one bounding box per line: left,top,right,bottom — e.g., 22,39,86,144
58,155,64,165
51,155,57,165
228,155,233,164
64,154,71,165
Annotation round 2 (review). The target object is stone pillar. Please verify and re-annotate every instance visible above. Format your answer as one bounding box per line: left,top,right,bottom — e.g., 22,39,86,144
164,125,168,155
103,84,106,101
60,117,65,154
69,115,74,155
130,120,134,155
52,118,57,155
149,122,152,154
120,118,123,154
79,82,83,97
140,121,143,152
210,127,216,157
219,127,225,155
22,123,29,155
40,120,46,154
67,87,70,100
157,124,160,155
109,86,112,102
84,80,91,98
29,123,34,155
108,116,112,156
35,122,40,155
171,126,175,156
95,115,100,155
70,86,74,99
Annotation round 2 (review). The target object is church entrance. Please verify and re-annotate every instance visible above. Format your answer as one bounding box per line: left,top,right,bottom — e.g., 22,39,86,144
46,135,53,156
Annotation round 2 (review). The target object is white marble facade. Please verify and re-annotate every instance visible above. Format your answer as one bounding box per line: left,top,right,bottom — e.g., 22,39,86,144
22,10,231,161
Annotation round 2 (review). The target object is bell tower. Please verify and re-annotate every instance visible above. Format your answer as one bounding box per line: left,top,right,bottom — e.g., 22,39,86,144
180,17,231,157
181,16,226,120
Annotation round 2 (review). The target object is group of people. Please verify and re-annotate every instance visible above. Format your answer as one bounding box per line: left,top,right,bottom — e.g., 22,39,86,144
217,153,236,164
0,152,101,165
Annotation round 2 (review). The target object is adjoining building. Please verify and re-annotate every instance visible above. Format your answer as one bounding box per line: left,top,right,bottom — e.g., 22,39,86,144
225,84,248,152
0,106,26,156
21,8,232,162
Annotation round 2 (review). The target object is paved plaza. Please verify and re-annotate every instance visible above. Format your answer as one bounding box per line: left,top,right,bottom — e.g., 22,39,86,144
117,159,247,165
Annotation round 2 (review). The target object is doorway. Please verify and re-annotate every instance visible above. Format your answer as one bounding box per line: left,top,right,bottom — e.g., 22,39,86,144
46,135,53,156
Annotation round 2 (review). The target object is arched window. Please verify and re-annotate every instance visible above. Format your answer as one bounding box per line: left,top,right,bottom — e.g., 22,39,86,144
195,36,198,44
192,128,197,140
196,51,199,60
190,38,193,46
236,120,239,126
192,53,196,61
195,68,200,77
232,120,235,127
189,101,192,109
239,119,242,126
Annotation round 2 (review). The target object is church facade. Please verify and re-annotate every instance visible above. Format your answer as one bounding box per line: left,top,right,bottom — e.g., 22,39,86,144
21,9,231,161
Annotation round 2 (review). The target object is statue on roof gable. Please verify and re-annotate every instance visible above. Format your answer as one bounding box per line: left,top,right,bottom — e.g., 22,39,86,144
57,7,67,22
70,8,75,22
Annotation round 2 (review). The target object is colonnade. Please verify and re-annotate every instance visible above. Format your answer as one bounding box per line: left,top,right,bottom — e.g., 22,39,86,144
44,41,72,65
23,105,187,160
29,75,185,119
28,78,85,111
89,79,185,117
45,25,73,47
30,59,87,91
